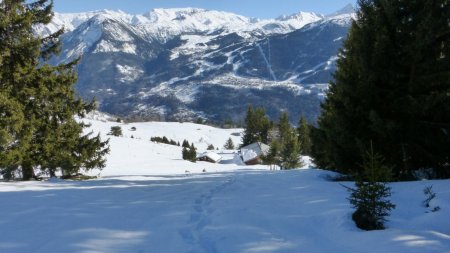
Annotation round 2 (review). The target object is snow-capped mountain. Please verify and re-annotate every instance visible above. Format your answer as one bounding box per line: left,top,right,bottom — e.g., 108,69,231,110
39,8,322,40
42,5,355,123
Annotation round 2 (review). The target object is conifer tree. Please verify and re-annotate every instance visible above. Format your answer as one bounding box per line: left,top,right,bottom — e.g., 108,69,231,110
0,0,109,179
263,139,281,170
182,140,190,148
279,130,302,170
297,116,312,155
346,144,395,230
278,112,291,141
0,93,24,179
311,0,450,178
223,137,235,150
189,143,197,162
108,126,123,137
242,105,270,146
182,147,189,160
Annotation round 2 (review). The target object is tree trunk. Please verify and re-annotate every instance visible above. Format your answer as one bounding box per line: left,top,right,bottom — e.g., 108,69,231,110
49,168,56,178
21,164,35,180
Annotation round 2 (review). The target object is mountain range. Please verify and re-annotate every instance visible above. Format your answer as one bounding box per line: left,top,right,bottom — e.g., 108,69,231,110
39,4,355,123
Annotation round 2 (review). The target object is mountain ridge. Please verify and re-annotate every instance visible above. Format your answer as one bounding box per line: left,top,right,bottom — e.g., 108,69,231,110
40,5,355,123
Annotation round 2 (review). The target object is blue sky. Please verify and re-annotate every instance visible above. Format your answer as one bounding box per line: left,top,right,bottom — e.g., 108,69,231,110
53,0,357,19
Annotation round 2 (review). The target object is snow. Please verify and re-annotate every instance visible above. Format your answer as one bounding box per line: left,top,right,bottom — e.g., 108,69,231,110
256,41,277,81
0,115,449,252
242,149,258,162
116,64,143,83
44,8,323,45
94,40,137,55
198,152,222,163
170,35,218,60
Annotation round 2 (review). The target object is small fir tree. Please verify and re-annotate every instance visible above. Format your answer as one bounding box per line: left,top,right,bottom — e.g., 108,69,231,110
207,144,215,150
279,130,303,170
182,143,197,162
108,126,123,137
223,137,235,150
188,143,197,162
182,140,190,148
182,147,189,160
346,144,395,230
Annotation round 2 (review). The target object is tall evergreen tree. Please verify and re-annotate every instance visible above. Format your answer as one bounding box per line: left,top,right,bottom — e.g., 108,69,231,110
0,0,109,179
242,105,271,146
263,112,303,170
311,0,450,178
263,139,281,170
279,129,302,170
278,112,291,141
297,116,312,155
182,140,190,148
0,92,25,179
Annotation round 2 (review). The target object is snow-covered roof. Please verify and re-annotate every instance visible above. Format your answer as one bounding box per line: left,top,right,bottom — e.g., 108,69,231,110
198,152,222,162
240,142,270,163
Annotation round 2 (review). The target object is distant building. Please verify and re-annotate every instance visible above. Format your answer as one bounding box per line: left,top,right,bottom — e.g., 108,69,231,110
197,152,222,163
240,142,270,165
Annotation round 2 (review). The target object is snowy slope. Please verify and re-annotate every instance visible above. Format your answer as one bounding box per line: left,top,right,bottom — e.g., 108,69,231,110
0,115,449,252
0,170,448,252
82,113,252,176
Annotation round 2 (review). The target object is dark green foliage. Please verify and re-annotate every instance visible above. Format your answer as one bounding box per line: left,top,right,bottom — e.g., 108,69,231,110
241,105,271,146
223,137,235,150
311,0,450,178
0,0,109,180
182,143,197,162
346,145,395,230
108,126,123,137
182,140,190,148
262,139,281,170
0,93,25,179
182,147,189,160
297,116,312,155
279,129,302,170
261,112,303,169
278,112,291,141
151,136,178,146
196,118,204,124
207,144,215,150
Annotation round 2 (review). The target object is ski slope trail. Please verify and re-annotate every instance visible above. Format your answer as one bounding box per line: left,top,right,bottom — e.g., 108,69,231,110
0,169,449,253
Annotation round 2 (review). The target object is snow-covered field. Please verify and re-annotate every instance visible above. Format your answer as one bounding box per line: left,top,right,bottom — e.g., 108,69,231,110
0,115,449,253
